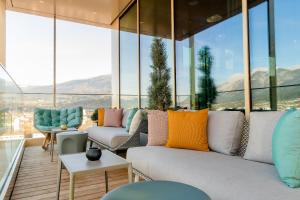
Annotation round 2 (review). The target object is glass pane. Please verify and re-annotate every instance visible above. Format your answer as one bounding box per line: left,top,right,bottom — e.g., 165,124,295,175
5,11,54,136
56,94,112,130
56,20,112,94
140,0,173,108
120,96,139,109
175,0,243,110
248,1,270,110
0,66,23,191
120,3,138,102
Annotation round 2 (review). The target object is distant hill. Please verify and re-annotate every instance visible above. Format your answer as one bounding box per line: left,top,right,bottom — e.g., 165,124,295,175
22,74,111,94
218,66,300,92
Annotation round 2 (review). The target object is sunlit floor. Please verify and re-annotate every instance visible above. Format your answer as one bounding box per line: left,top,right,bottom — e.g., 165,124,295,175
11,146,129,200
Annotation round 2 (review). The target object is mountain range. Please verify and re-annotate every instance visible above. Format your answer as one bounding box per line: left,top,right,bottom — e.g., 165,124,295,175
19,66,300,107
22,74,111,94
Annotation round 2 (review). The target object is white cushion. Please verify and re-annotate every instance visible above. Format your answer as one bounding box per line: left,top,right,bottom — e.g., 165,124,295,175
208,111,244,155
129,110,143,135
244,111,285,164
87,126,129,148
122,109,132,128
127,146,300,200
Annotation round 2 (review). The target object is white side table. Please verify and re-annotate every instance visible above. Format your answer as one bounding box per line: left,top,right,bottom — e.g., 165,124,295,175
56,150,133,200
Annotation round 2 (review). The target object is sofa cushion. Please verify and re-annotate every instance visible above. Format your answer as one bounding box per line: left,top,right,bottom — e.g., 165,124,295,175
104,108,123,127
208,111,244,155
127,146,300,200
273,109,300,188
88,126,129,148
166,109,209,151
98,108,105,126
129,110,143,135
122,109,132,128
126,108,138,131
244,111,284,164
147,110,168,146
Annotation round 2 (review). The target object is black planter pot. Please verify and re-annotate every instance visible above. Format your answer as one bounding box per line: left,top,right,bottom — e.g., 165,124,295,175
86,147,102,161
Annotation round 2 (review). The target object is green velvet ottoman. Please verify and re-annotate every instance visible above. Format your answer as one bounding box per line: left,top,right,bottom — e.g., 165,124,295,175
102,181,210,200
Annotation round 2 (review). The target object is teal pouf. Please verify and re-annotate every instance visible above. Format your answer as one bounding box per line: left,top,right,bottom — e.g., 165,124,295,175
102,181,210,200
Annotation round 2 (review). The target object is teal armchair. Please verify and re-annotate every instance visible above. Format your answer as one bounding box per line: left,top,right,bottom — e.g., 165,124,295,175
34,107,83,149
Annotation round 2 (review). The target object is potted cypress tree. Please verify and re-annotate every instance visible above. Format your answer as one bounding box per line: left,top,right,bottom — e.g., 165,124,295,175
148,38,172,111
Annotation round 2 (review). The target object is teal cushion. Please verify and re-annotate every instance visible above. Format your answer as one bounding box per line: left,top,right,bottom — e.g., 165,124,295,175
126,108,138,132
51,110,61,127
273,109,300,188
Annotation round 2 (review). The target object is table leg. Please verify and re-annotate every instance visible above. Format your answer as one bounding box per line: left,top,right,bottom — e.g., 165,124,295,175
128,163,133,183
50,132,55,162
56,158,62,200
105,171,108,193
69,173,75,200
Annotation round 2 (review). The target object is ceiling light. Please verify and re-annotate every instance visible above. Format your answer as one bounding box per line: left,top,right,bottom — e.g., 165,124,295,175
188,0,199,6
206,14,223,23
39,0,45,3
92,11,97,14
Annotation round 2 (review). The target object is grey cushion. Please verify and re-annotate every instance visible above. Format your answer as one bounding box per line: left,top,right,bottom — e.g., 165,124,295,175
127,146,300,200
122,109,132,128
244,111,284,164
87,126,129,148
208,111,244,155
129,110,143,135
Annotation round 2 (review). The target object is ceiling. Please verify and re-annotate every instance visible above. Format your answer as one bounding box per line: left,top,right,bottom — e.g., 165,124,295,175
6,0,133,28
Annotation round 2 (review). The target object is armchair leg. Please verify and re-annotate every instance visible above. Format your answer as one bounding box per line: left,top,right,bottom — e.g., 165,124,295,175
42,133,51,150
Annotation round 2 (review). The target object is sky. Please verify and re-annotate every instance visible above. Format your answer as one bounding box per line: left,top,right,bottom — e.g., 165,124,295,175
6,11,112,87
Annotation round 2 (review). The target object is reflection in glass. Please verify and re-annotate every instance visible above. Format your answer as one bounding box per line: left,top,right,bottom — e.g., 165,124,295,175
120,3,138,108
249,0,300,111
175,0,243,110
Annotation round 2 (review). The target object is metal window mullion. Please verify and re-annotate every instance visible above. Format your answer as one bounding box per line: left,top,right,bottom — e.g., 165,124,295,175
171,0,177,108
53,0,56,108
137,0,141,109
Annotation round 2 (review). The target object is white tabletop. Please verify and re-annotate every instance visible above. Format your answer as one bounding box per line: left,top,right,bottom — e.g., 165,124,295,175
51,127,77,133
59,150,130,174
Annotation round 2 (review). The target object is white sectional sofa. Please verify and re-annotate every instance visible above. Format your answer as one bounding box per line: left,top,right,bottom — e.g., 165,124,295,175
127,111,300,200
87,109,147,151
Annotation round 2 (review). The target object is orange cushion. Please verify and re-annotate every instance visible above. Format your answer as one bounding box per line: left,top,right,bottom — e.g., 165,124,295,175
166,109,209,151
98,108,105,126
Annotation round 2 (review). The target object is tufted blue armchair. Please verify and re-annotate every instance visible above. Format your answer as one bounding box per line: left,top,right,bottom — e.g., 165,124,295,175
34,107,83,149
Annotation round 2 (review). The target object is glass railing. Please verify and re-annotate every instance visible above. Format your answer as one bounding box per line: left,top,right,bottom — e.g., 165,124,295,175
0,64,24,193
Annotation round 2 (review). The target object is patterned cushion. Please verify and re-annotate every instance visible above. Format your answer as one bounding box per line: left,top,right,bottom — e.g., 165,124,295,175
104,108,123,127
147,110,168,146
122,109,132,128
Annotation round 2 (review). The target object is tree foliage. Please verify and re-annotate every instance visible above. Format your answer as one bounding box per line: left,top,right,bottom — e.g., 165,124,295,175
148,38,172,110
197,46,217,109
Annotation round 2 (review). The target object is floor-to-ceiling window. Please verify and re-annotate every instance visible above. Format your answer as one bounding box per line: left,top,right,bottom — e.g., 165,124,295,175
175,0,244,110
6,10,113,133
120,3,138,108
139,0,173,108
6,11,54,135
56,19,112,130
249,0,300,110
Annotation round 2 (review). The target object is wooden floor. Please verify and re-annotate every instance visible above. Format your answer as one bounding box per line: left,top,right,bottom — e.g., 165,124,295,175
10,146,129,200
